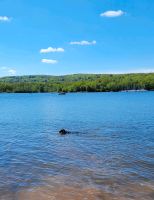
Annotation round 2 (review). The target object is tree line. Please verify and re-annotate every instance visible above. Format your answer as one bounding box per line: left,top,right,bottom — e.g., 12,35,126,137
0,73,153,93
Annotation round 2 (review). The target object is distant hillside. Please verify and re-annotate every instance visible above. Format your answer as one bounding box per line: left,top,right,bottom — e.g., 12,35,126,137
0,73,153,93
0,74,121,83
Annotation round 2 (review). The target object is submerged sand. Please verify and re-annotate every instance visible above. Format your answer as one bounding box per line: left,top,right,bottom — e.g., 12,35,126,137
16,183,154,200
0,176,153,200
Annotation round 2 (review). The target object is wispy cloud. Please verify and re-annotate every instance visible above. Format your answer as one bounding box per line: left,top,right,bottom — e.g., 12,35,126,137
8,69,16,75
0,66,16,75
41,59,58,64
89,68,154,74
0,16,11,22
70,40,96,46
0,67,8,70
40,47,64,53
100,10,125,18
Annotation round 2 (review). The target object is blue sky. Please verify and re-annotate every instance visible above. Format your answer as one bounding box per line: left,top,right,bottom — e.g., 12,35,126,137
0,0,154,76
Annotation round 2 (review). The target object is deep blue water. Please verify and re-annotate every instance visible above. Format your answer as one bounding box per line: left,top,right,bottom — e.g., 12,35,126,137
0,92,154,199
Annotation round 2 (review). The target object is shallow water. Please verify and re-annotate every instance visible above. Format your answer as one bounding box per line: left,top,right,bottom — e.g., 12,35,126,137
0,92,154,199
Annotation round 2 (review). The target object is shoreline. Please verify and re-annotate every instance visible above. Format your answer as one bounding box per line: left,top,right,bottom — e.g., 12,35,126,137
0,89,153,94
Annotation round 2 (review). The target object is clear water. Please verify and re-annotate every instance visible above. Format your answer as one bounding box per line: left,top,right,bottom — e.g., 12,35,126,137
0,92,154,199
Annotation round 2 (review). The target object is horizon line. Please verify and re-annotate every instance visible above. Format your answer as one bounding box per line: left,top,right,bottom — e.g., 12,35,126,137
0,71,154,78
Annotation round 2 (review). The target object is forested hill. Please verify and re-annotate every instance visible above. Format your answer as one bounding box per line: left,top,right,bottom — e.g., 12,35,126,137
0,73,153,93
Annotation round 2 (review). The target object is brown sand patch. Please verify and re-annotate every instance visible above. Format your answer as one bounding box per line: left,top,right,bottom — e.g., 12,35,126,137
16,181,154,200
0,182,153,200
17,186,113,200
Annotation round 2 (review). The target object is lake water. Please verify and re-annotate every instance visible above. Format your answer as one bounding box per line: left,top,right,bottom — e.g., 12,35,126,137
0,92,154,200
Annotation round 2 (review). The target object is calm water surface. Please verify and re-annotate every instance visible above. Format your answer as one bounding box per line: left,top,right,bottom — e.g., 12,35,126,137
0,92,154,199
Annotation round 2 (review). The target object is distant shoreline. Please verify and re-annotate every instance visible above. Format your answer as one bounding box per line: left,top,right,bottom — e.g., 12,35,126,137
0,73,153,93
0,89,153,94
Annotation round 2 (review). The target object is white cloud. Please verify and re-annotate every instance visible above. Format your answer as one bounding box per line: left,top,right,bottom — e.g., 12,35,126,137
0,16,11,22
70,40,96,46
40,47,64,53
41,59,58,64
0,66,16,75
100,10,125,18
8,69,16,75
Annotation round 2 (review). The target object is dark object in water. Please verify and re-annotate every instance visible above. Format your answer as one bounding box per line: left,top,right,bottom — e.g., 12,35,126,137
59,129,70,135
58,92,66,95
